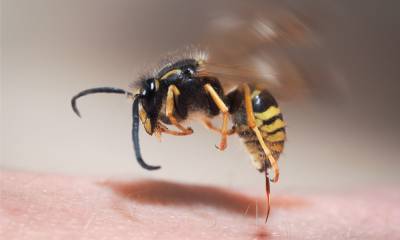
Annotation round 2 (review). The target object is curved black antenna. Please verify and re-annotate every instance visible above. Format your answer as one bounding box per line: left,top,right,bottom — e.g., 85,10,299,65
132,96,161,170
71,87,128,117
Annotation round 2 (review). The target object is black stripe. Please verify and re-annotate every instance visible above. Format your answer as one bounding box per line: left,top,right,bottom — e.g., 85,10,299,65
252,89,279,113
264,127,286,135
261,113,283,126
244,139,259,145
237,129,254,138
271,140,285,146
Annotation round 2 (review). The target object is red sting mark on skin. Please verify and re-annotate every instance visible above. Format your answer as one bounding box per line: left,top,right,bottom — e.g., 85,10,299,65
253,228,270,240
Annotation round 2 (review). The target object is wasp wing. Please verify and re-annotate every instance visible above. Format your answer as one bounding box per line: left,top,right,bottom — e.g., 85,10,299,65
199,3,342,101
199,49,307,100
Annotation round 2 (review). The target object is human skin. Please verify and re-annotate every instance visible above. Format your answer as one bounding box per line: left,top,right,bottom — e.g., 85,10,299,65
1,171,399,240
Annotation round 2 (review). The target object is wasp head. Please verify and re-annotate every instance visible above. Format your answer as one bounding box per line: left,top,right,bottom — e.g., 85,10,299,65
136,59,200,135
138,78,162,135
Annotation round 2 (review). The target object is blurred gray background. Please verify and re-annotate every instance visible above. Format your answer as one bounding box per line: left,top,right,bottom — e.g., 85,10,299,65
2,0,400,192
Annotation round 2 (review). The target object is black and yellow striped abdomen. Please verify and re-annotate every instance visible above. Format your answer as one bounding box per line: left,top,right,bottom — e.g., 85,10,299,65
232,88,286,171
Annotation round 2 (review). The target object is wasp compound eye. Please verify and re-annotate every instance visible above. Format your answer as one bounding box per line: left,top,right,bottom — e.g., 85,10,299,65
141,79,157,96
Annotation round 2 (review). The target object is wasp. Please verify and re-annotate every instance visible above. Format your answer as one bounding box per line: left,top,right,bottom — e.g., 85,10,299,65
71,6,314,221
71,50,285,219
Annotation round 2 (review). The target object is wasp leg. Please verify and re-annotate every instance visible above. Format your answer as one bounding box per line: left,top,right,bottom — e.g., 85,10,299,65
157,121,192,136
202,119,236,135
242,84,280,182
166,85,194,135
203,83,230,150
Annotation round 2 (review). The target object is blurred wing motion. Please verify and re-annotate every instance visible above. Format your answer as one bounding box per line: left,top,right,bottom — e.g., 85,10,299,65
199,3,342,101
199,50,307,100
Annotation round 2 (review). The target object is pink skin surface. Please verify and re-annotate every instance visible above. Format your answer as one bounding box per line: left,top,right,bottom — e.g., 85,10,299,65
1,171,399,240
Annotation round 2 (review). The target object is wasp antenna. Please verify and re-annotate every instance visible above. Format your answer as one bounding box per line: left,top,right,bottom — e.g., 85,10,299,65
131,96,161,170
265,170,271,223
71,87,128,117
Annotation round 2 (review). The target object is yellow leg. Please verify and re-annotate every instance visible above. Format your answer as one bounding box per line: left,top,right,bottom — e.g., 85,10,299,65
157,121,192,136
242,84,280,182
202,119,236,135
203,84,230,150
166,85,193,135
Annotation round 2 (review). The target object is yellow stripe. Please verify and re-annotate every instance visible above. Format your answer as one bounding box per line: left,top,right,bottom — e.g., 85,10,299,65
255,119,263,127
254,106,281,120
267,131,285,142
160,69,182,80
260,119,286,133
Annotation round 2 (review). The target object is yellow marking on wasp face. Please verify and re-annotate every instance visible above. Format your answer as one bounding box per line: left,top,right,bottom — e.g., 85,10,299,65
139,109,147,123
251,90,261,98
267,131,286,142
140,109,152,134
144,119,152,134
254,106,281,120
260,118,286,133
160,69,182,80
